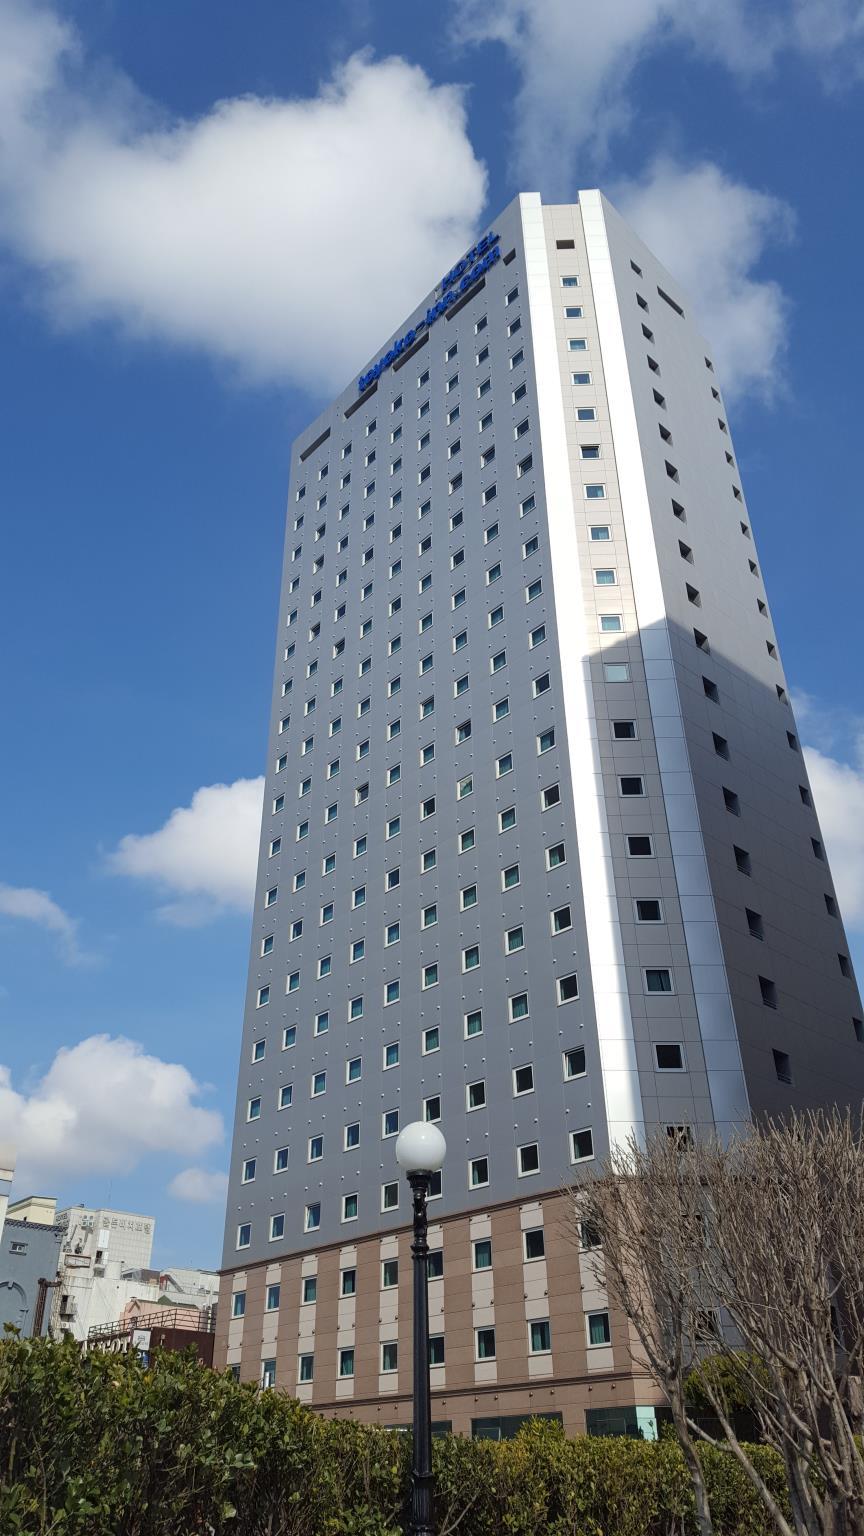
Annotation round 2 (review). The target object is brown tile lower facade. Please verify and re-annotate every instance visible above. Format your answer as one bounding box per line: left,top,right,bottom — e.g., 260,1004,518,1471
214,1191,661,1438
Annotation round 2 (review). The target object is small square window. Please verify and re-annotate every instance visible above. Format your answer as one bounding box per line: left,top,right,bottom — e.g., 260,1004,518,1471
518,1142,540,1176
470,1156,490,1188
655,1042,685,1071
564,1046,586,1079
645,968,673,994
557,973,579,1003
513,1063,534,1096
382,1181,399,1211
465,1008,483,1038
499,806,517,832
571,1127,594,1162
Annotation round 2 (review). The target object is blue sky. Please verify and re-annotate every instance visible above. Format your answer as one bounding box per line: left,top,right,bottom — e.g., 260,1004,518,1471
1,0,863,1270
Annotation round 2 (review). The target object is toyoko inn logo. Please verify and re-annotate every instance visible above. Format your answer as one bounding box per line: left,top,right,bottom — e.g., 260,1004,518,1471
357,233,501,392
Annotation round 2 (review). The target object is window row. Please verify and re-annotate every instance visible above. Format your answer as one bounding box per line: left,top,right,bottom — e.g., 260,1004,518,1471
250,1312,611,1387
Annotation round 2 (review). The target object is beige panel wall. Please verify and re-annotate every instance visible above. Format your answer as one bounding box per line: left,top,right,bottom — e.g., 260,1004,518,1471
215,1190,658,1435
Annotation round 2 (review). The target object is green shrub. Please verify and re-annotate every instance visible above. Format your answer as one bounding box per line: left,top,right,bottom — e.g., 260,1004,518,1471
0,1334,790,1535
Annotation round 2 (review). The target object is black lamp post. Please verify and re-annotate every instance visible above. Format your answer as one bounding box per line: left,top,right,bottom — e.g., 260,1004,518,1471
395,1120,447,1536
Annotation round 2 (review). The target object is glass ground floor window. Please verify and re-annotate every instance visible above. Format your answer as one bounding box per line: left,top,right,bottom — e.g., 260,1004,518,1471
472,1411,563,1441
585,1406,658,1439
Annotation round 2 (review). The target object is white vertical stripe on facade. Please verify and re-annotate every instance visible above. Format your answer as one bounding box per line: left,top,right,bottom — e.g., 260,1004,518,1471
519,192,643,1150
579,189,750,1137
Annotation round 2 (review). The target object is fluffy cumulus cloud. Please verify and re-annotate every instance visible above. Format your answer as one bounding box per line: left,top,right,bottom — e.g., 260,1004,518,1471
613,159,794,398
455,0,864,186
0,881,86,964
0,1034,223,1187
106,776,263,924
168,1167,229,1204
0,0,487,388
454,0,864,396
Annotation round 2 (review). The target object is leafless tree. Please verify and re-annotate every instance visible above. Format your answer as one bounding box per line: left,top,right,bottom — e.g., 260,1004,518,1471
571,1130,716,1536
694,1114,864,1536
572,1112,864,1536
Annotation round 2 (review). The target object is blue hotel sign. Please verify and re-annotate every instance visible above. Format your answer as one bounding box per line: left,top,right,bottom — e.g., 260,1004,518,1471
358,232,501,391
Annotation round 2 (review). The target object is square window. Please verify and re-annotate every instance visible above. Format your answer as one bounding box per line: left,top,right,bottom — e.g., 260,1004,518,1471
506,925,525,953
557,973,579,1003
645,968,673,994
510,991,529,1021
636,898,663,922
619,776,644,797
383,1110,400,1139
339,1348,355,1377
344,1122,360,1150
552,904,572,933
499,806,517,832
514,1064,534,1096
587,1311,611,1347
463,944,480,971
424,1094,441,1122
542,784,561,809
655,1042,685,1070
423,1027,440,1054
475,1327,496,1360
298,1353,314,1381
518,1142,540,1176
382,1182,399,1211
384,1041,400,1068
473,1239,492,1270
470,1156,490,1188
423,964,439,989
232,1291,246,1318
382,1257,399,1288
529,1318,551,1352
460,829,475,852
571,1128,594,1162
564,1046,586,1079
467,1079,487,1110
465,1008,483,1038
278,1084,293,1108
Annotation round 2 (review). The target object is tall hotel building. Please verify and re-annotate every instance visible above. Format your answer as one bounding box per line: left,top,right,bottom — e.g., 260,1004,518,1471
216,193,864,1437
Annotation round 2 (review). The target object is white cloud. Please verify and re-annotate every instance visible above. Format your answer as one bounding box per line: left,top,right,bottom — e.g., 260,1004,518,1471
0,0,487,388
455,0,864,188
803,742,864,930
168,1166,229,1204
613,158,794,399
106,776,263,924
0,881,86,964
454,0,864,398
0,1034,223,1187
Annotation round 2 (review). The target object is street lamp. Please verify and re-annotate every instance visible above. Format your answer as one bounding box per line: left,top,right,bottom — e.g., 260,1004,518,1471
395,1120,447,1536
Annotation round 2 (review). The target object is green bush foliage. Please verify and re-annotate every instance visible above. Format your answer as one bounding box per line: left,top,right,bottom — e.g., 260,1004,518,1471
0,1335,791,1535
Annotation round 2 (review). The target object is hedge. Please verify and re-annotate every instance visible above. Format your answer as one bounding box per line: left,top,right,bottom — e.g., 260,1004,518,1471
0,1334,790,1535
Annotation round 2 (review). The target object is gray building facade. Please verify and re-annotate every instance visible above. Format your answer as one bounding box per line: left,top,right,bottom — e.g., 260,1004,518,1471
216,193,864,1435
0,1218,63,1337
